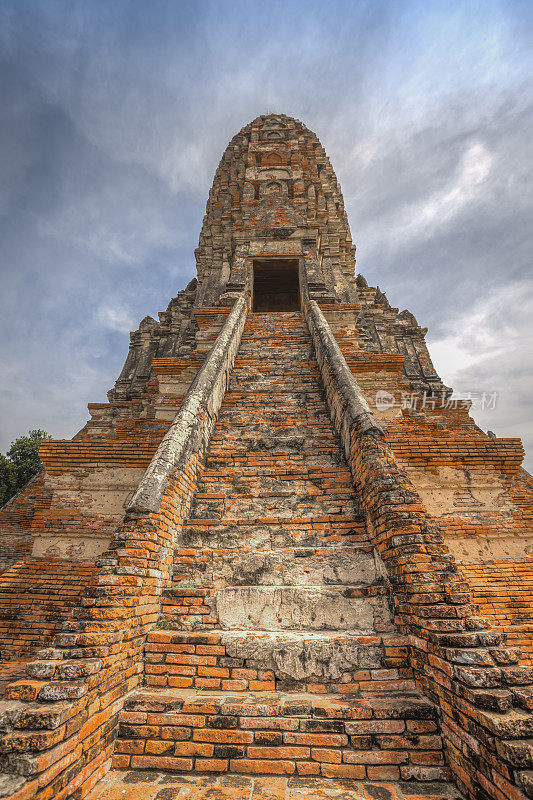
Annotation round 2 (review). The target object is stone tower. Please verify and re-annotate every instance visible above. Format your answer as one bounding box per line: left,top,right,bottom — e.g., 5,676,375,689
1,114,533,800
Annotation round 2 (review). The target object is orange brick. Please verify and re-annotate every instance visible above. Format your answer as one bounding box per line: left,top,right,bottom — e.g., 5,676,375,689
130,755,193,771
110,754,130,769
320,764,365,779
115,740,145,755
249,680,276,691
311,748,342,763
297,762,320,776
230,758,295,775
193,729,254,744
367,765,401,780
247,746,309,760
167,677,193,688
173,742,214,757
145,740,174,755
285,733,347,746
195,677,220,689
221,680,248,691
195,758,228,772
198,666,229,678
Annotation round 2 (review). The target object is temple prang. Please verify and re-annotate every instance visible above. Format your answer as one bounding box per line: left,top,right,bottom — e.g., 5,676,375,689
0,113,532,800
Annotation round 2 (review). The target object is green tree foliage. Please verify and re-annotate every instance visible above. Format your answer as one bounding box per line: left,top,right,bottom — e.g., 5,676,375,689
0,429,51,507
0,455,15,507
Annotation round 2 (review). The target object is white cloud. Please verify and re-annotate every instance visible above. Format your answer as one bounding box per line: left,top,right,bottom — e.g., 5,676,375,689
415,142,493,228
428,281,533,469
361,140,494,253
96,303,135,334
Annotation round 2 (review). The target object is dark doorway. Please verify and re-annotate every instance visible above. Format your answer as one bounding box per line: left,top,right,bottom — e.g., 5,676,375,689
252,259,300,312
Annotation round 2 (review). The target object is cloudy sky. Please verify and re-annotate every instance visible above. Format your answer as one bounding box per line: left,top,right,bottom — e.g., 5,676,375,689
0,0,532,469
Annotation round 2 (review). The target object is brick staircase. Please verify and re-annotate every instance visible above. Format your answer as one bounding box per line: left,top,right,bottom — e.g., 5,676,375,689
113,312,451,783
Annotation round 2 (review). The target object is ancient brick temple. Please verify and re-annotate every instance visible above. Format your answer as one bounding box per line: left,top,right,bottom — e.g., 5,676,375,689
1,114,532,800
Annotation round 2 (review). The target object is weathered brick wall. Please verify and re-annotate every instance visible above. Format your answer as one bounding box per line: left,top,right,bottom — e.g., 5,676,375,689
0,533,32,577
322,296,533,677
306,298,533,800
463,559,533,666
0,558,97,660
0,472,51,572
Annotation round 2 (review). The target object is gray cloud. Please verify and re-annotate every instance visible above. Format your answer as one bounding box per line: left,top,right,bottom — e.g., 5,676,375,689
0,0,531,469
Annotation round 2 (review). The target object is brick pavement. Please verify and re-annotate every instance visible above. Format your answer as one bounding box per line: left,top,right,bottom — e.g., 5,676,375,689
86,770,464,800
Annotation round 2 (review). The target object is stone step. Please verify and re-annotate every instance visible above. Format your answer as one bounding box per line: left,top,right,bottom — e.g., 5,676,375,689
160,585,392,633
240,333,309,340
193,489,354,504
218,405,330,418
222,386,324,396
204,585,394,633
197,467,349,482
171,545,381,585
226,382,319,390
212,413,337,426
205,457,346,473
200,464,348,482
217,409,333,423
207,439,343,459
199,465,351,481
229,360,319,370
191,493,358,521
228,369,318,379
240,330,309,339
144,629,412,693
194,475,353,499
210,434,339,445
114,688,448,781
180,518,368,549
226,379,322,394
238,338,310,344
214,431,334,446
230,349,313,356
236,347,312,355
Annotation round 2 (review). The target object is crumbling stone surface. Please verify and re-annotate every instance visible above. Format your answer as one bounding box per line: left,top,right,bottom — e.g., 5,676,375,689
212,585,392,632
218,631,381,680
